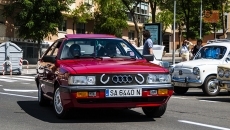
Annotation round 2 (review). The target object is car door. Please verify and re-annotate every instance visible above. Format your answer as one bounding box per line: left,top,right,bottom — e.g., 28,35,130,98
39,40,61,97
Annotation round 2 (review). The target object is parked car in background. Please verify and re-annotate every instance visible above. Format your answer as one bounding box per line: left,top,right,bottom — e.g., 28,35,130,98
170,42,230,96
214,64,230,94
35,34,173,119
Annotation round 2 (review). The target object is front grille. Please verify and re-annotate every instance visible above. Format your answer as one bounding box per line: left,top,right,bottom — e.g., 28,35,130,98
77,97,167,104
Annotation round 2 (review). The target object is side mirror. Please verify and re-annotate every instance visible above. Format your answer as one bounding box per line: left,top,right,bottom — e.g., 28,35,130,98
162,61,170,68
143,55,154,62
42,55,56,63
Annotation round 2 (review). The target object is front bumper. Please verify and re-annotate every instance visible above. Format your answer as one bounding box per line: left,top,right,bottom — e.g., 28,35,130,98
213,79,230,91
171,76,202,87
59,84,173,109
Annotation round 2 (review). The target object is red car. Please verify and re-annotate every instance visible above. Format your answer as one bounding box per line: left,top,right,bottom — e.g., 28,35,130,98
35,34,173,119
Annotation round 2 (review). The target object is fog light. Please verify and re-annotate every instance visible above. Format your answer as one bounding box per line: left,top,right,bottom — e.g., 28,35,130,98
158,89,168,95
150,90,157,95
76,92,88,98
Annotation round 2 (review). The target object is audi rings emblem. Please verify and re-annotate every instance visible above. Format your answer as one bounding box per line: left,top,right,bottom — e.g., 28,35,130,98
135,74,145,84
112,75,133,84
100,74,110,84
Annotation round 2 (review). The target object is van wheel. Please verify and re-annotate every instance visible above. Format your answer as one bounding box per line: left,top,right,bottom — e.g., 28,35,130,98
174,86,189,95
53,87,69,119
142,104,167,118
202,75,220,96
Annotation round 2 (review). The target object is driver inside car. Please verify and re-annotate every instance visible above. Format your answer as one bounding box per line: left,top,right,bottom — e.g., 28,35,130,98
69,44,81,58
104,43,117,56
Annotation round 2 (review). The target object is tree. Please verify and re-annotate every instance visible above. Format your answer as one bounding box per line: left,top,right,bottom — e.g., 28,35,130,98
65,2,93,34
156,10,173,37
93,0,128,37
3,0,73,58
121,0,142,46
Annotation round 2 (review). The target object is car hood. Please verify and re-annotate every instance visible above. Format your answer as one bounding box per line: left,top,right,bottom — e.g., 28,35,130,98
174,59,222,69
59,59,167,74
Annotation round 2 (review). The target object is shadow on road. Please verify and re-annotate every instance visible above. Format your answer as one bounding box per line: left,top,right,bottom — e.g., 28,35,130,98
17,101,155,123
173,90,230,97
196,97,230,103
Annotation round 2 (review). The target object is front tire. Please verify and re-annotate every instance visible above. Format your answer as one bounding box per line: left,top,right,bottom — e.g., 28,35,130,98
174,86,189,95
142,104,167,118
38,82,50,106
53,87,69,119
202,75,220,96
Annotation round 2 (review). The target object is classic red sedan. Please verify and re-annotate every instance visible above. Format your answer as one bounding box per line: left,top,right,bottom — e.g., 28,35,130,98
35,34,173,119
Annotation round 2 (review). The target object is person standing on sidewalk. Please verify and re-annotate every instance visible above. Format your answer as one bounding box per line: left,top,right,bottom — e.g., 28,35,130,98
142,30,153,55
192,39,203,57
179,39,194,61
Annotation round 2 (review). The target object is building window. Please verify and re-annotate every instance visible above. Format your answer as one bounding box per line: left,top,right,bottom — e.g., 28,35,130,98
128,31,135,40
58,20,67,32
126,2,149,23
76,23,85,34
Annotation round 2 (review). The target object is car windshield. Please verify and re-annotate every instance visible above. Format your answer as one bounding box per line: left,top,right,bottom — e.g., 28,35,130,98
60,38,142,59
194,45,227,60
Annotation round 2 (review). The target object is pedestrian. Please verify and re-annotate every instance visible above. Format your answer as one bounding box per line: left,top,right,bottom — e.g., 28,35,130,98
179,39,193,61
192,39,203,57
142,30,153,55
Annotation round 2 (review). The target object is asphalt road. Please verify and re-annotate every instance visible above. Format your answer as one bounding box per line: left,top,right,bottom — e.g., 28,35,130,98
0,74,230,130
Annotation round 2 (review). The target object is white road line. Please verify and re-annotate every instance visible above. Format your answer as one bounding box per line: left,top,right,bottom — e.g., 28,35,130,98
0,85,2,86
172,97,187,99
3,88,37,92
199,100,217,103
0,92,37,99
21,83,30,84
0,79,17,82
178,120,230,130
0,76,34,81
17,76,35,79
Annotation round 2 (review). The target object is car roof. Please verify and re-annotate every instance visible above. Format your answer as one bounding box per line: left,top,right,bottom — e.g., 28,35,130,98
65,34,116,39
205,42,230,47
207,39,230,44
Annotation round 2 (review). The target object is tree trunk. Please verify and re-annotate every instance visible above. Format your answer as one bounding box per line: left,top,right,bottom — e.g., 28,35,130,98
221,1,226,38
73,22,75,34
150,1,157,23
131,11,141,47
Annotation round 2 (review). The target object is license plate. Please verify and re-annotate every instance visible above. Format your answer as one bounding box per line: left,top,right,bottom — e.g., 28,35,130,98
105,88,142,97
174,82,186,87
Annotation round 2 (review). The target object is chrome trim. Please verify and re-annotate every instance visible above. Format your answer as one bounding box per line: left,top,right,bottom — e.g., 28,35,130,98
172,77,202,84
100,74,110,84
135,74,145,84
112,75,133,84
214,79,230,84
61,84,172,89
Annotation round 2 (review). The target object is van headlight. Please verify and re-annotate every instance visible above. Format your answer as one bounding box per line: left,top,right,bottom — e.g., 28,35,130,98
68,76,96,85
224,70,230,78
147,74,171,83
218,69,224,77
193,67,200,75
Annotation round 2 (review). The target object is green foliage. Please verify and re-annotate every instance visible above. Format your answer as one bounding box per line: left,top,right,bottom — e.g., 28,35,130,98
156,10,173,34
3,0,73,41
93,0,128,37
158,0,230,40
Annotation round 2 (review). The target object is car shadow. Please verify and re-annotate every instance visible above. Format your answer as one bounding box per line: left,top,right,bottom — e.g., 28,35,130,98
17,101,156,123
196,97,230,103
173,90,230,97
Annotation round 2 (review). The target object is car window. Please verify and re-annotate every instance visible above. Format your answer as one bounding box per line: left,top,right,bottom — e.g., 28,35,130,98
194,46,227,60
60,38,142,59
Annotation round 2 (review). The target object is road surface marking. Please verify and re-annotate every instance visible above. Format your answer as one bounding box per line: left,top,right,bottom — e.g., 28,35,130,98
17,76,35,79
0,92,37,99
0,79,17,82
21,83,30,84
178,120,230,130
0,85,2,86
199,100,217,103
172,97,187,99
3,88,37,92
0,76,34,81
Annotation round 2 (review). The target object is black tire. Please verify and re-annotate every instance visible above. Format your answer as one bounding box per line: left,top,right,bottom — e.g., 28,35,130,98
38,82,50,106
142,103,167,118
173,86,189,95
228,91,230,95
53,87,69,119
202,75,220,96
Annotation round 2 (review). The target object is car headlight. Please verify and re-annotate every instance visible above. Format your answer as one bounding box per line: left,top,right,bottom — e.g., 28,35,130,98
218,69,224,77
147,74,171,83
224,70,230,78
193,67,200,75
169,66,174,74
68,76,96,85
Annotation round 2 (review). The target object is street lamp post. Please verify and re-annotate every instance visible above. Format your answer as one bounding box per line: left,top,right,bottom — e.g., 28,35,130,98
200,0,202,39
172,0,176,65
